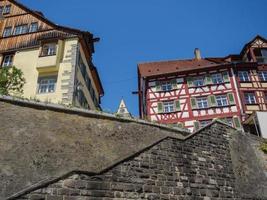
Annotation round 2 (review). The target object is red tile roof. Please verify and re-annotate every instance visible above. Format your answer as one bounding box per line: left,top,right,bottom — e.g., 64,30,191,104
138,58,229,77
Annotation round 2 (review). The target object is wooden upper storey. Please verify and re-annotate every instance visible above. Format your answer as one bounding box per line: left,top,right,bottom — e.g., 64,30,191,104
0,0,76,52
0,0,104,95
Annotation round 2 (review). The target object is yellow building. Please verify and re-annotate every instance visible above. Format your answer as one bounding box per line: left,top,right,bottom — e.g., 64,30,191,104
0,0,104,110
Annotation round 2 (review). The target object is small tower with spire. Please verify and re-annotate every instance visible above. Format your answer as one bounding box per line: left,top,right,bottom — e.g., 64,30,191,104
116,99,132,118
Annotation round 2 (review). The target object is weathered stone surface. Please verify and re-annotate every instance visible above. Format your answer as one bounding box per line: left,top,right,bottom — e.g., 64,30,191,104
0,97,267,199
0,97,185,199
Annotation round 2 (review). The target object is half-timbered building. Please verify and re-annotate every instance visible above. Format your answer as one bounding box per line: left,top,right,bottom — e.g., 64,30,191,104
138,35,267,132
0,0,104,110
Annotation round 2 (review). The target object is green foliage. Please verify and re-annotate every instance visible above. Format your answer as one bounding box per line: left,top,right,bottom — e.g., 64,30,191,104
259,141,267,154
0,66,26,96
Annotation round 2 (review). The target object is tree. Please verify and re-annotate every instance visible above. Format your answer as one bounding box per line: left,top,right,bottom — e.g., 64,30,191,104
0,66,26,96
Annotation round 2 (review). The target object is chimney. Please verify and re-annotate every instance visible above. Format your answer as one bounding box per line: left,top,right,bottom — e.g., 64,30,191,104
194,48,201,60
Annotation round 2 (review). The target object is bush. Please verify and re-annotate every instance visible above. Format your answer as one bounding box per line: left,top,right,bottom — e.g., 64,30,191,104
259,141,267,154
0,66,25,96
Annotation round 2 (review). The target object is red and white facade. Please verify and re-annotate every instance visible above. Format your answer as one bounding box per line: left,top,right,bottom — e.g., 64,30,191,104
138,35,267,132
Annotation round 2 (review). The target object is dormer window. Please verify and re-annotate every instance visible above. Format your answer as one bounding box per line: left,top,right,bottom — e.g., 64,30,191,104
40,43,57,56
2,5,11,15
13,24,28,35
29,22,38,33
254,48,267,63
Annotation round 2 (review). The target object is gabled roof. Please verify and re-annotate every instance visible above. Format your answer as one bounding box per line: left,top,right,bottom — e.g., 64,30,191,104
5,0,104,95
240,34,267,56
138,58,229,77
7,0,94,40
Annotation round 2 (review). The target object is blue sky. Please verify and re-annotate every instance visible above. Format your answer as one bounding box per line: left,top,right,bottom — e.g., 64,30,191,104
21,0,267,116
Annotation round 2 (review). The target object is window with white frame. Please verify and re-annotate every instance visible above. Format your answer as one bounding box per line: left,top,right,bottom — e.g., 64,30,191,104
3,27,12,37
2,5,11,15
13,24,28,35
163,101,174,113
29,22,38,33
38,77,57,94
238,71,250,82
193,76,204,87
2,54,14,67
40,43,57,56
258,71,267,82
216,95,228,106
197,97,208,109
244,92,256,104
162,81,172,91
211,73,223,84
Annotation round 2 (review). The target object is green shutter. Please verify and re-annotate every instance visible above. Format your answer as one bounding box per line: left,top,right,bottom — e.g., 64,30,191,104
227,93,235,105
155,81,161,91
190,98,197,109
222,71,230,82
208,95,217,107
171,79,177,89
175,100,181,111
187,77,194,87
233,116,241,129
194,121,200,131
205,74,212,85
157,102,163,113
177,122,184,128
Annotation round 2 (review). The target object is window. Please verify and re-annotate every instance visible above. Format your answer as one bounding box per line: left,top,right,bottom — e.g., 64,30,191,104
258,71,267,82
200,120,212,127
3,5,11,15
197,97,208,109
77,89,88,108
2,54,14,67
3,27,12,37
13,24,28,35
163,101,174,113
220,118,233,126
38,77,57,93
254,48,267,63
193,76,204,87
238,71,250,82
40,43,57,56
244,92,256,104
29,22,38,33
216,95,228,107
162,81,172,91
211,73,223,84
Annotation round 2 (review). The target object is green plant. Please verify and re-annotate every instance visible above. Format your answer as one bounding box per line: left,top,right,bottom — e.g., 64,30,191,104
259,141,267,154
0,66,26,96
